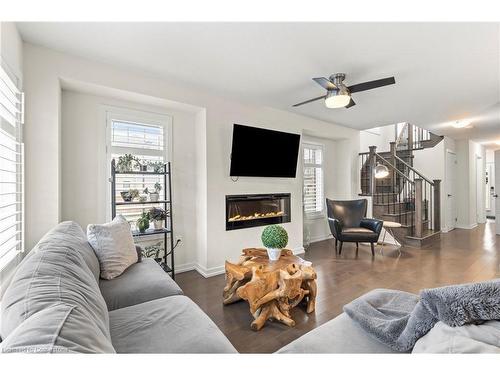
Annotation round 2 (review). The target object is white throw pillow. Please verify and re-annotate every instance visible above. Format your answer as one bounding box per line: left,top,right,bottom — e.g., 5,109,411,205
87,215,138,280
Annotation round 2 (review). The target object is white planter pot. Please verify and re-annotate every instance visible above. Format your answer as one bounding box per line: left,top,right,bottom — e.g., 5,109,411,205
266,248,282,261
149,193,160,202
154,220,164,230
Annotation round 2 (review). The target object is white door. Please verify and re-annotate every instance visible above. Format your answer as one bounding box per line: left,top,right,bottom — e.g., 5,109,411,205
495,151,500,235
446,150,457,231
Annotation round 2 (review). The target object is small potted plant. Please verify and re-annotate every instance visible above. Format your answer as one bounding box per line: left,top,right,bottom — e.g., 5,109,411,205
149,207,169,230
136,210,150,233
129,189,139,201
145,182,162,202
116,154,139,173
148,161,164,173
261,224,288,261
142,242,164,263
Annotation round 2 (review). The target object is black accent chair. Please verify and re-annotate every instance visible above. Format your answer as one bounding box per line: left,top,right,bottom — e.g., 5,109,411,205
326,198,383,257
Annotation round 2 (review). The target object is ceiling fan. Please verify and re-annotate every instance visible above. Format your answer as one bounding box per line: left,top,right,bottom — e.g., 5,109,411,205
293,73,396,109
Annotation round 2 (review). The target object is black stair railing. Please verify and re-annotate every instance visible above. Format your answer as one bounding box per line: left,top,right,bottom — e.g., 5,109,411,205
359,144,441,238
396,123,431,152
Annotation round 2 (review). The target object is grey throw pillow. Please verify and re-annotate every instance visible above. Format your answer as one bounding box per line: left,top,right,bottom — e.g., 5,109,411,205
87,215,138,280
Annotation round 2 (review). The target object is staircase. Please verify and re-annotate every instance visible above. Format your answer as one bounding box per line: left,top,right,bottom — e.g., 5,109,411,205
359,123,444,247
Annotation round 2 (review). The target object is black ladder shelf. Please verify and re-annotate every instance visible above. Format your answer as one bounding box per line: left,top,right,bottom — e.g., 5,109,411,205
110,159,175,279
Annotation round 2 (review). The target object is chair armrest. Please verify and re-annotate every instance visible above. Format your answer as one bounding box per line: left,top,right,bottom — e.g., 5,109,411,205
327,217,343,238
360,218,383,235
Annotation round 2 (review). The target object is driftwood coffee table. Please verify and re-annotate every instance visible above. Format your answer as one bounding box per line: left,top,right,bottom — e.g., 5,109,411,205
223,248,317,330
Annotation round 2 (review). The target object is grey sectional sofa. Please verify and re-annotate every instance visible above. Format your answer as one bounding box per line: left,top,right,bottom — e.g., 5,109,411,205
0,221,236,353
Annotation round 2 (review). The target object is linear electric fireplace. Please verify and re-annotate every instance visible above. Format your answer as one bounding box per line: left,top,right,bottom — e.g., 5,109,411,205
226,193,291,231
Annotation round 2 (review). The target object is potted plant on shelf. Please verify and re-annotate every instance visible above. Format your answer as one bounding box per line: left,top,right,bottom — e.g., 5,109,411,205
261,224,288,261
136,210,150,233
142,242,164,263
116,154,139,173
149,207,169,230
120,189,139,202
144,182,162,202
148,161,164,173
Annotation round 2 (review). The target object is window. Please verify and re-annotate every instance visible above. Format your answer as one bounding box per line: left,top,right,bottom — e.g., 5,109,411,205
106,109,171,224
0,63,24,270
303,143,324,218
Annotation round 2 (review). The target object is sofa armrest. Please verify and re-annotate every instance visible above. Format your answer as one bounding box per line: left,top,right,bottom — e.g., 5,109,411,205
135,245,142,263
360,218,383,235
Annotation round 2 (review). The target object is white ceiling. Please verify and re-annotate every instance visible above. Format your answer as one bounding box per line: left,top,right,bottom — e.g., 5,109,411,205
16,22,500,142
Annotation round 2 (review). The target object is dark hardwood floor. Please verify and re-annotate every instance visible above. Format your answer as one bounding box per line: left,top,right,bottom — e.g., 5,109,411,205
176,220,500,353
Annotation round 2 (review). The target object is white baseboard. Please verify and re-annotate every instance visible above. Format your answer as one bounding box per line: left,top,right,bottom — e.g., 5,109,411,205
455,223,478,230
309,234,332,243
175,262,196,274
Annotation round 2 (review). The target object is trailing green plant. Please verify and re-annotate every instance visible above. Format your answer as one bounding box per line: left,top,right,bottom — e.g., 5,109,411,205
149,207,169,221
261,225,288,249
136,211,150,233
116,154,140,173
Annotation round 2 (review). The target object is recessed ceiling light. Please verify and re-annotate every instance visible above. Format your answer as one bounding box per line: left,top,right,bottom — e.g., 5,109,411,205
452,120,471,129
495,140,500,146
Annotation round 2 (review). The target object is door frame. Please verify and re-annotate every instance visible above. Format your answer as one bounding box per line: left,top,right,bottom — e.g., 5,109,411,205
444,149,457,232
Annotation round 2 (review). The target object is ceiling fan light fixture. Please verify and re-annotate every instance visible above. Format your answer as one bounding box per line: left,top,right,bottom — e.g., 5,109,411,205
324,89,351,109
375,163,390,179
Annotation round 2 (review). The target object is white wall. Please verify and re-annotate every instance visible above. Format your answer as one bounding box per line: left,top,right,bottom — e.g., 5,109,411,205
23,43,360,277
359,124,396,153
455,139,486,229
60,90,199,270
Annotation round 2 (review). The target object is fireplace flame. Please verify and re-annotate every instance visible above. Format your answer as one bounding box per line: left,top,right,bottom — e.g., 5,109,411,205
228,211,285,222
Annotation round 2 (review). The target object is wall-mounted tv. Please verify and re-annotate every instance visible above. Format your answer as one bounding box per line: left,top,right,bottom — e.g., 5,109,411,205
229,124,301,178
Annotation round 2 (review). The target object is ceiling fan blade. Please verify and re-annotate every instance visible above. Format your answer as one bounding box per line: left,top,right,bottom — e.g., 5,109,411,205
348,77,396,93
312,77,336,90
292,95,326,107
345,98,356,108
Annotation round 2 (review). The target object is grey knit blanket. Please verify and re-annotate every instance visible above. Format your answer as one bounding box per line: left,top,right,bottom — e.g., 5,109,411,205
343,279,500,352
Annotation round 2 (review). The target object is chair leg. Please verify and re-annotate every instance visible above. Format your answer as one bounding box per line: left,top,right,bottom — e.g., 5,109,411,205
335,238,338,250
356,242,359,256
370,242,375,257
339,242,343,255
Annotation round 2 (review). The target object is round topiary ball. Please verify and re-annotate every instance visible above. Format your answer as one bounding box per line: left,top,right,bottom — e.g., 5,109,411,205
261,225,288,249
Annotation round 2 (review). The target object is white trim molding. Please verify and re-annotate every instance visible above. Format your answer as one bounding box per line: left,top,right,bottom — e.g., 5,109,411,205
455,223,478,230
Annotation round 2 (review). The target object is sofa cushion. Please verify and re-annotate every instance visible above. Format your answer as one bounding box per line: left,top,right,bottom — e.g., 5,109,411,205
99,258,183,311
412,321,500,353
109,296,237,353
0,222,111,344
87,215,138,280
276,313,399,353
1,303,115,353
33,221,101,282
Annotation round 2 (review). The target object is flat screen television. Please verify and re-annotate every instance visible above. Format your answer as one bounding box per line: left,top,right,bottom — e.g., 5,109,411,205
229,124,301,177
